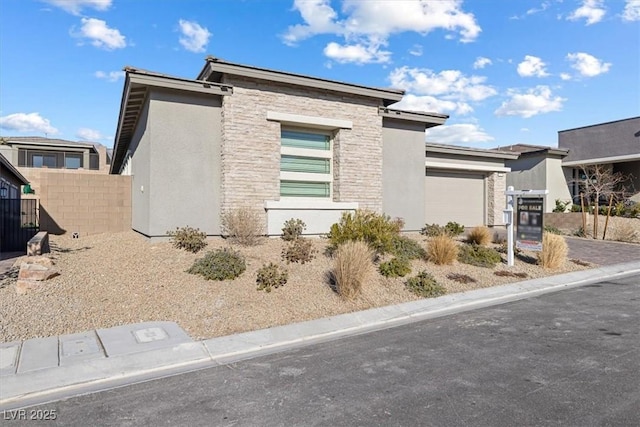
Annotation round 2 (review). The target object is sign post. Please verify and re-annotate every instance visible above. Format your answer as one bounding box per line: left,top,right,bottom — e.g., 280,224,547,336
504,187,548,267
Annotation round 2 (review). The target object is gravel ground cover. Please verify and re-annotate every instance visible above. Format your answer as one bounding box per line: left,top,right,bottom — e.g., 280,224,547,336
1,231,592,343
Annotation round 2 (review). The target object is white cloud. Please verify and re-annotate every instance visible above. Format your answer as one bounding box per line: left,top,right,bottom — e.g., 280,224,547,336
567,0,606,25
560,72,572,80
324,40,391,64
388,66,497,115
178,19,211,53
473,56,492,69
527,1,551,16
0,112,59,135
566,52,611,77
77,18,126,50
283,0,481,64
409,44,423,56
95,70,124,82
517,55,549,77
425,123,494,145
521,128,530,132
76,128,105,141
495,86,566,118
623,0,640,21
391,94,472,115
43,0,111,15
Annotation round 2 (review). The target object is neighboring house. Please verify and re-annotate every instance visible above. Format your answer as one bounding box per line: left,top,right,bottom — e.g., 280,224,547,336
0,136,110,173
1,153,34,252
110,57,511,237
0,152,27,200
558,117,640,203
496,144,571,213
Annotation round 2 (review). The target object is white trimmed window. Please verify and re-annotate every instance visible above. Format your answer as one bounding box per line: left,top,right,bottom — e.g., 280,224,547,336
280,129,332,198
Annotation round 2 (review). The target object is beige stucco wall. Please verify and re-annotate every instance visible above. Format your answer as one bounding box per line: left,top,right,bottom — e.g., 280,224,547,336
382,118,426,230
220,75,384,230
19,169,131,236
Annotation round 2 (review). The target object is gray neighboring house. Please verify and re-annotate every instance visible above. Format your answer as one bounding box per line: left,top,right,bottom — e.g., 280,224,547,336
496,144,571,213
559,117,640,202
0,153,28,200
110,57,513,237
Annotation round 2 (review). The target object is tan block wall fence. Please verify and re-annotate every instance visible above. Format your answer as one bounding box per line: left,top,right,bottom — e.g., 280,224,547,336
220,76,383,225
19,169,131,236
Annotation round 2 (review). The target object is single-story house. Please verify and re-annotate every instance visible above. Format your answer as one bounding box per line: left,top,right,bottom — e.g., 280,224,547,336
110,57,512,237
495,144,571,212
559,117,640,203
0,152,28,200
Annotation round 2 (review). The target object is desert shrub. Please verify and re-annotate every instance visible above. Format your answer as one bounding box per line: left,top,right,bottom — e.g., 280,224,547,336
573,227,587,238
281,218,306,241
256,263,288,292
494,270,528,278
328,210,401,254
405,271,446,298
167,226,207,253
426,234,458,265
187,248,246,280
458,244,502,268
420,223,444,237
496,242,522,256
221,207,263,246
613,221,638,243
444,221,465,236
553,199,571,213
391,235,426,260
446,273,476,284
333,241,374,300
466,226,492,246
282,238,316,264
571,204,582,213
378,257,411,278
544,225,562,235
537,232,568,270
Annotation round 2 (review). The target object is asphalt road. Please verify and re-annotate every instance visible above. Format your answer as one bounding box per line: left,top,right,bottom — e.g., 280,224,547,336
5,274,639,427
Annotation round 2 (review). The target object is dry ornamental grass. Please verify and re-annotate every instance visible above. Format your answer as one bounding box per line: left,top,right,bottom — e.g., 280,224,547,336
333,241,374,300
538,232,568,270
467,226,492,246
427,234,458,265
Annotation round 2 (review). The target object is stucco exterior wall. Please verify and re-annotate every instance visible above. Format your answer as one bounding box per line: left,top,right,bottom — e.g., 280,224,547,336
545,156,573,210
506,154,571,212
426,152,507,169
559,117,640,162
220,75,383,230
382,118,425,230
129,96,152,236
147,89,222,236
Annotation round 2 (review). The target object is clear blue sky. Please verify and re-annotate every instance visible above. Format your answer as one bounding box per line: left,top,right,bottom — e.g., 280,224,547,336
1,0,638,149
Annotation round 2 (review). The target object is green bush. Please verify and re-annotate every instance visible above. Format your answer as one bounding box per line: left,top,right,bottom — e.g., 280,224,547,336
420,223,444,237
544,225,562,235
571,204,582,212
458,244,502,268
378,257,411,278
167,226,207,253
328,210,402,254
281,238,316,264
405,271,446,298
444,221,465,236
553,199,571,213
187,248,246,281
256,263,288,292
391,235,426,260
573,227,587,237
281,218,306,241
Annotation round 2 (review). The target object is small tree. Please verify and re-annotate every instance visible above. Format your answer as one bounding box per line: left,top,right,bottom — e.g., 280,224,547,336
574,164,634,239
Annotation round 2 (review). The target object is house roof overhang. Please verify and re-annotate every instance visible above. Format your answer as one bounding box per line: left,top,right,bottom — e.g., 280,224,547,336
0,153,28,184
562,152,640,166
378,107,448,129
110,67,233,174
426,143,520,160
197,56,405,107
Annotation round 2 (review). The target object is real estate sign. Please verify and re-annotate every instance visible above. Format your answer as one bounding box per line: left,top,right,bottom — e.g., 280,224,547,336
516,197,544,251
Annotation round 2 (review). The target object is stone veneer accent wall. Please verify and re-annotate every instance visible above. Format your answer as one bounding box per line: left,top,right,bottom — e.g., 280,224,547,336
487,172,506,226
219,75,383,226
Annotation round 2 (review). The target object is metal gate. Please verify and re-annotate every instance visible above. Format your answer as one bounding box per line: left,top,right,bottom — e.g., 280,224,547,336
0,198,39,252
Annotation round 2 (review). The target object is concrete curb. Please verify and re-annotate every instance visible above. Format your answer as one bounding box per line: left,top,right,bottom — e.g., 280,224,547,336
1,261,639,411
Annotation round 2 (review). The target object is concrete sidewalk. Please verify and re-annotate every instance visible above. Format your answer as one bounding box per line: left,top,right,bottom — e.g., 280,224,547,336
1,260,639,412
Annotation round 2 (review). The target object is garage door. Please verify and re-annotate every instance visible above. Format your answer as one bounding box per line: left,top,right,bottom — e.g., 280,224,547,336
425,170,485,226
